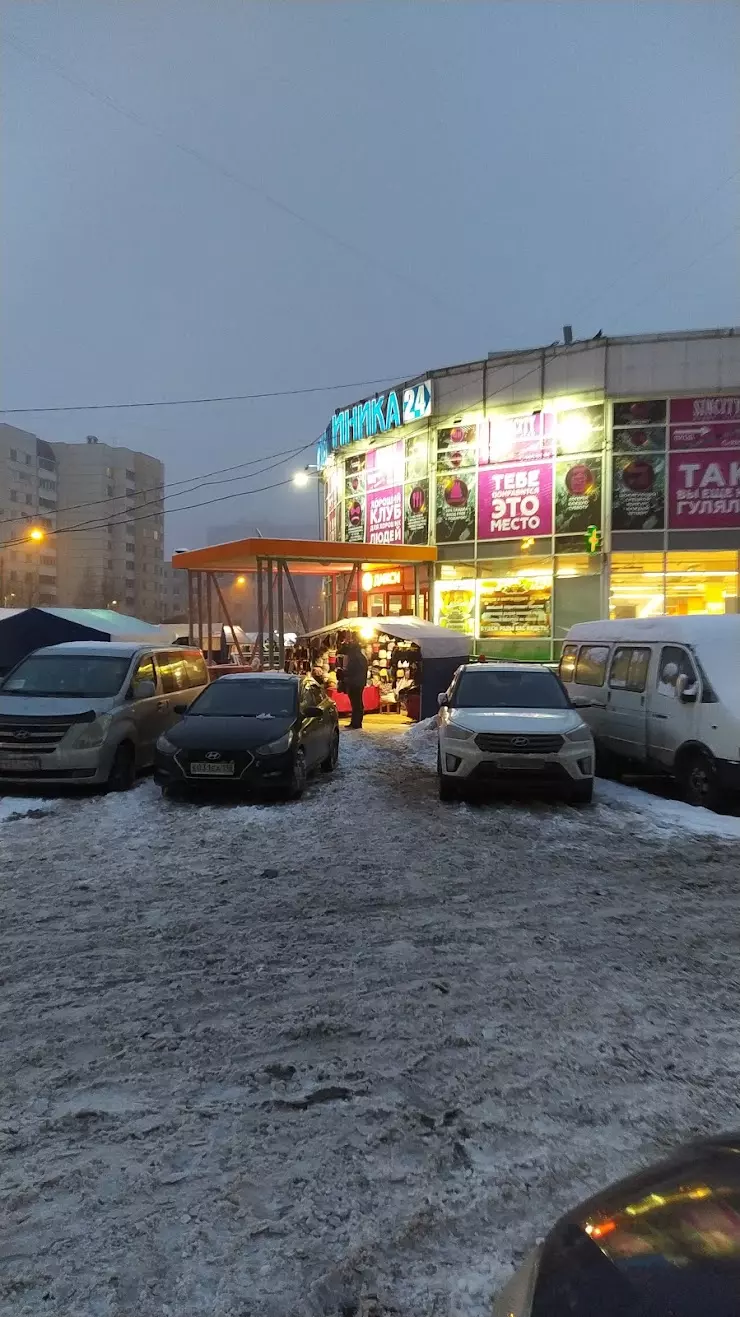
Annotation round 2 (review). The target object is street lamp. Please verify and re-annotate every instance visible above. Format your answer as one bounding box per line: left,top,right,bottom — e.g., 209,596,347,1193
235,575,247,587
28,527,45,543
292,469,310,488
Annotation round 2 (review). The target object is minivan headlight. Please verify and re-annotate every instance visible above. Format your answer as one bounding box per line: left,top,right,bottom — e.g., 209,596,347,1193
566,723,592,743
67,714,113,749
257,730,294,755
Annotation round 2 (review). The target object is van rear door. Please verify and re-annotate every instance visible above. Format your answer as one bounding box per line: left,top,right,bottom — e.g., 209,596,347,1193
604,645,652,762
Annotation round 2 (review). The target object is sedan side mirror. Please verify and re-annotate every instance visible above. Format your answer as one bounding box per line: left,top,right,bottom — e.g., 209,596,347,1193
132,679,156,701
438,692,449,708
676,673,699,702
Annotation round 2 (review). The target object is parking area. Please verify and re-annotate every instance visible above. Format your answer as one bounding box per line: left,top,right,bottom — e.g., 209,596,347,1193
3,726,740,1317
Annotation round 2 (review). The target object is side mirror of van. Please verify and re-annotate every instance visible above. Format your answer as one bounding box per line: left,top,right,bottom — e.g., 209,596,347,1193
438,692,449,708
676,674,699,702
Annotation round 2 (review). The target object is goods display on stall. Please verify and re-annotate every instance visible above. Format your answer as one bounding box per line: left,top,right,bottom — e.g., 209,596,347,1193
297,616,471,721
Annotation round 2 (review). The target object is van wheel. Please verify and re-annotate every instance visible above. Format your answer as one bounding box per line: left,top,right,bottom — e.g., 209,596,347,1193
680,750,725,812
107,743,136,793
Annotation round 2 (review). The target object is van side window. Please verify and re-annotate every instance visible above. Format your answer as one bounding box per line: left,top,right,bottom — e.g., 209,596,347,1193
559,644,578,682
656,646,697,698
575,645,609,687
184,653,208,689
132,655,156,690
157,650,189,694
609,646,651,693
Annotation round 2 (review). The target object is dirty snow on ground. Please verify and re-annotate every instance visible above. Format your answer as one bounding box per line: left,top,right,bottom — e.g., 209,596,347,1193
0,797,56,824
3,729,740,1317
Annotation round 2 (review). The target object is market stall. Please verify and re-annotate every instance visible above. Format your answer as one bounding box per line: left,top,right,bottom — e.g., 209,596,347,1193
298,616,471,721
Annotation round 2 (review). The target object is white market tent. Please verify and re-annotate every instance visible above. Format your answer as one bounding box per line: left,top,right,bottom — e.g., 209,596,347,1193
302,615,472,660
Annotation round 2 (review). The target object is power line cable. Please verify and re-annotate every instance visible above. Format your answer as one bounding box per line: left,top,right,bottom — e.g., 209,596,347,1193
4,32,454,316
0,373,411,416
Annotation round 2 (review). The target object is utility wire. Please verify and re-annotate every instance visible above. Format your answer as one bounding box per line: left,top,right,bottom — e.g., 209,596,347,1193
4,32,454,316
0,373,410,416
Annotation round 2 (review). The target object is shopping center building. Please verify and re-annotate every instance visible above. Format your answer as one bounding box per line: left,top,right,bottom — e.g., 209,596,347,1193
317,327,740,659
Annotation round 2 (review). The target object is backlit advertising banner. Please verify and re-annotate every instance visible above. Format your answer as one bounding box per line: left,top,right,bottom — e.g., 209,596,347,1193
436,471,476,543
344,452,366,499
612,454,665,530
668,453,740,530
555,457,602,534
477,460,553,541
344,495,365,543
404,479,429,545
669,396,740,451
367,487,403,544
436,425,477,472
480,411,554,465
366,439,404,494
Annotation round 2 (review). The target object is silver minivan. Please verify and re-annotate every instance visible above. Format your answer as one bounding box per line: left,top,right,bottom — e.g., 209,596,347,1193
0,641,209,790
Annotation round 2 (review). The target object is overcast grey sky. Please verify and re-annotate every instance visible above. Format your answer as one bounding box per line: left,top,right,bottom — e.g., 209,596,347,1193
2,1,738,549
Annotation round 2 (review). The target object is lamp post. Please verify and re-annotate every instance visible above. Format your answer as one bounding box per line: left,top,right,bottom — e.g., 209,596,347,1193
1,525,46,607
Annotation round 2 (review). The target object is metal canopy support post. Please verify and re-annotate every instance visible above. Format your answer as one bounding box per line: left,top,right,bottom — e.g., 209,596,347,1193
212,575,246,665
277,561,285,669
196,573,204,654
255,558,264,667
282,561,309,635
337,565,357,620
206,570,213,662
187,571,195,644
266,558,275,669
413,564,420,618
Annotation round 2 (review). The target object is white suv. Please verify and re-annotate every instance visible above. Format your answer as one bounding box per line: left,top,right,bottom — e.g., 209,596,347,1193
437,662,594,804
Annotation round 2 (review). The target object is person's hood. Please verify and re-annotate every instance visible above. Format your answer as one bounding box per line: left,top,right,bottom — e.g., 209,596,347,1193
166,713,296,751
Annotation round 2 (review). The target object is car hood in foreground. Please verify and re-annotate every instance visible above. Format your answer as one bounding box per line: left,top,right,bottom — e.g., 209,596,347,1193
446,707,586,736
166,714,296,751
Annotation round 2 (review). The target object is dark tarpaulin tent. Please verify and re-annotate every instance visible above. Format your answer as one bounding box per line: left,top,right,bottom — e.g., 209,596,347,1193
0,608,178,675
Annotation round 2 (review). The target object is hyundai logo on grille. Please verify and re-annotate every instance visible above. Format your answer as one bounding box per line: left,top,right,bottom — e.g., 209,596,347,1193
205,751,221,761
512,736,529,748
12,730,31,740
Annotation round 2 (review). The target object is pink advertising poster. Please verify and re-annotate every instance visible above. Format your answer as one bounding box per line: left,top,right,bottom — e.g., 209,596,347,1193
366,439,404,494
478,460,553,541
480,410,554,465
668,452,740,530
669,396,740,450
368,486,403,544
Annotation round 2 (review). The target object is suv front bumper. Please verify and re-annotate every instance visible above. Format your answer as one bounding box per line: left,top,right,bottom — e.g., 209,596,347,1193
439,734,593,785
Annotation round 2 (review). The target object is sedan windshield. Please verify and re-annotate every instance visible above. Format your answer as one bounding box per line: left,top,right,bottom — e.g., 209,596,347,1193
1,654,131,698
453,668,570,710
189,678,298,718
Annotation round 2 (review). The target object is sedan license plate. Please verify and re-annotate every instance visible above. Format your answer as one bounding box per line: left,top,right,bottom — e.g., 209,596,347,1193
0,756,41,772
497,756,546,771
189,761,235,777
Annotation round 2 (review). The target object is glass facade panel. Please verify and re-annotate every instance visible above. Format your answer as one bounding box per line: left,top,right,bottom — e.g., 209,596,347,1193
664,550,738,616
610,552,666,619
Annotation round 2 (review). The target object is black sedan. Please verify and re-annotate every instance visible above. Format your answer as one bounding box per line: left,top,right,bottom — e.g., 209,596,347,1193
154,672,339,799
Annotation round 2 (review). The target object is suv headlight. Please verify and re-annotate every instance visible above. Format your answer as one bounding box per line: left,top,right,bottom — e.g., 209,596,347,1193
566,722,592,743
257,730,294,755
66,714,113,749
444,723,474,741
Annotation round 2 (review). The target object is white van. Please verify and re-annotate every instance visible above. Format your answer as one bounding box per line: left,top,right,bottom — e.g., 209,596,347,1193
559,616,740,810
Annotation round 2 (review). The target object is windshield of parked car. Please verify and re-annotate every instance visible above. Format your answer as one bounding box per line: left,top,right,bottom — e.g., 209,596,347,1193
453,668,570,709
188,678,298,718
1,654,131,698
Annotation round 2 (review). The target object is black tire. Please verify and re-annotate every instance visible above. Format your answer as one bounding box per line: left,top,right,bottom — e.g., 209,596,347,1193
107,743,136,793
437,746,458,802
680,749,725,811
288,749,307,800
568,779,594,806
321,729,339,774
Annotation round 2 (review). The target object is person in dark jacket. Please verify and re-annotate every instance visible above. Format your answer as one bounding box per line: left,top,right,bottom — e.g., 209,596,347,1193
342,640,369,729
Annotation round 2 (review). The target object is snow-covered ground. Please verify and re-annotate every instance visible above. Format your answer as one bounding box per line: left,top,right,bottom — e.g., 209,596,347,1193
3,729,740,1317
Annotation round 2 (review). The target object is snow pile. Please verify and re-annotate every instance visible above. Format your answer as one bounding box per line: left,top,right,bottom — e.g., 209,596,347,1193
402,716,438,770
0,796,55,824
597,778,740,839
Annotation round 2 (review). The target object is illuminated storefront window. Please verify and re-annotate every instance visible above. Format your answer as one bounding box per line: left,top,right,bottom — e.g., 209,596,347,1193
435,564,476,635
610,553,666,619
476,556,552,660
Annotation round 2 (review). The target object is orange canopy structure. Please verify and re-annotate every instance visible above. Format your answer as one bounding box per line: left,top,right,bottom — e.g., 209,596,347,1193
172,537,437,668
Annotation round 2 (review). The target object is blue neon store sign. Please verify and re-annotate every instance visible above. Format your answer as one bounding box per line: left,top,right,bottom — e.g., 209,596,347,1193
327,379,432,454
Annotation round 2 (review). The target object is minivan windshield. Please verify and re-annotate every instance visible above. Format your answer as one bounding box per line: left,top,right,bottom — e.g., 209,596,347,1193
453,668,570,710
1,654,131,698
188,678,298,718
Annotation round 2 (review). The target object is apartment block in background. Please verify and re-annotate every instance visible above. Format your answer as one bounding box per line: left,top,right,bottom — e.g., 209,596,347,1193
162,560,189,621
52,436,165,621
0,423,58,607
